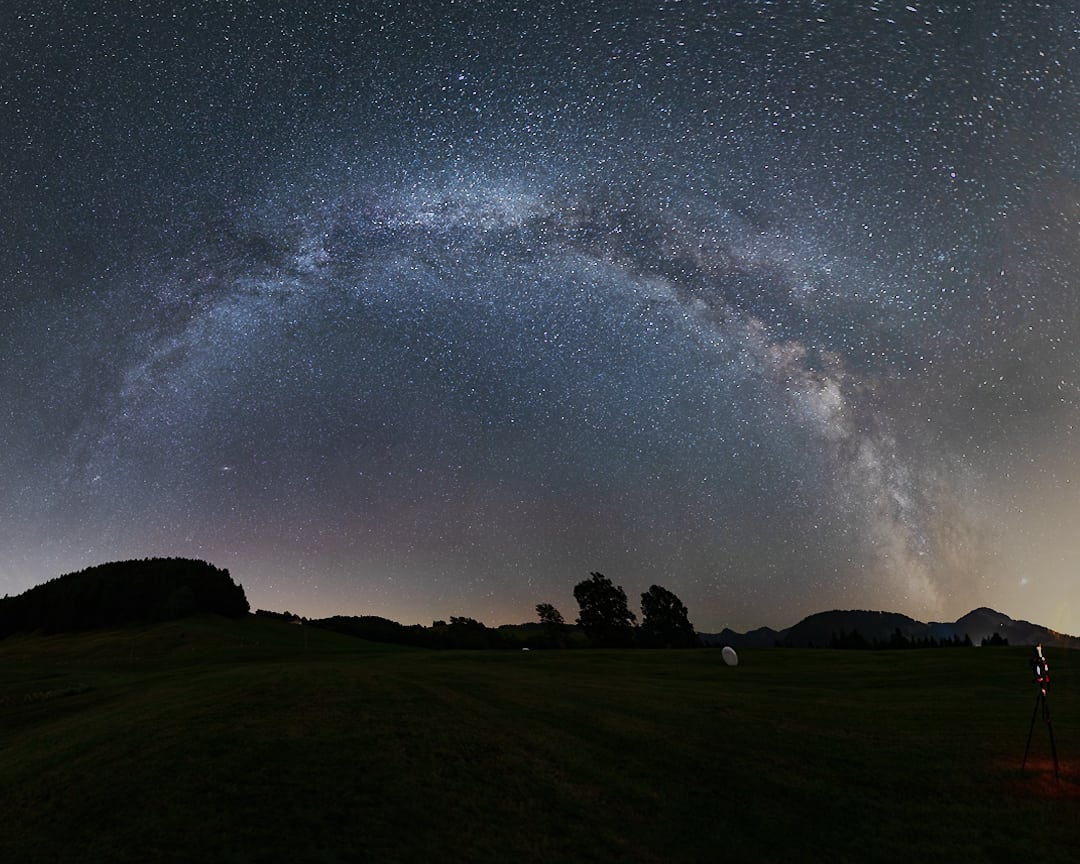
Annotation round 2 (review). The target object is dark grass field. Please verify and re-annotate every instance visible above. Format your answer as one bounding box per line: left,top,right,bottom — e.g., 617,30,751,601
2,615,1077,863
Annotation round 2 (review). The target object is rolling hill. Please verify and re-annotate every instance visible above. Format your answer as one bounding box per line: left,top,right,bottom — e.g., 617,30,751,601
701,606,1080,649
0,558,249,637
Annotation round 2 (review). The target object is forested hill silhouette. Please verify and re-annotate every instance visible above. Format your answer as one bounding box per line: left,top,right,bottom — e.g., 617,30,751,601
702,607,1080,649
782,609,926,648
0,558,249,638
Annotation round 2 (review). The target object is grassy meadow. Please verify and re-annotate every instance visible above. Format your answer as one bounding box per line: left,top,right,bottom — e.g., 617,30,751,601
1,614,1077,863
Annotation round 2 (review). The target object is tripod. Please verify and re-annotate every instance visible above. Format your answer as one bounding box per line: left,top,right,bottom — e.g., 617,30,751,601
1022,685,1059,779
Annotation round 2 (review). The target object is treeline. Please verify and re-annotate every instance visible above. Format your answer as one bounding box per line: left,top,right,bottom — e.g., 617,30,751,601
262,571,702,650
258,612,586,650
825,628,976,650
0,558,249,637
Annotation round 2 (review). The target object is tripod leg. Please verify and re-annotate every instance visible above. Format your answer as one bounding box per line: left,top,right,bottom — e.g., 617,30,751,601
1045,701,1059,780
1022,692,1040,770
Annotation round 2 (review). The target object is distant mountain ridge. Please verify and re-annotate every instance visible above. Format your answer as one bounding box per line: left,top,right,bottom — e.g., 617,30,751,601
700,607,1080,649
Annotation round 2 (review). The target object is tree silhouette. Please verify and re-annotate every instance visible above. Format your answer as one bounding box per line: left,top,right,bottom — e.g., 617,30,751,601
639,585,698,648
536,603,563,626
443,616,492,648
572,572,636,647
536,603,566,647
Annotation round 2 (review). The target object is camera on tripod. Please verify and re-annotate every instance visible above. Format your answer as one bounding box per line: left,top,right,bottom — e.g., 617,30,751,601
1023,643,1059,778
1030,643,1050,691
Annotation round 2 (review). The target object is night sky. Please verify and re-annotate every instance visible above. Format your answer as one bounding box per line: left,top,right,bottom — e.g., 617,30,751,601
3,1,1079,633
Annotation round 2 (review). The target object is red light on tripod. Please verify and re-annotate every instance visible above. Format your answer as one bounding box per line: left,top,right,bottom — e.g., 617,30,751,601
1032,647,1050,689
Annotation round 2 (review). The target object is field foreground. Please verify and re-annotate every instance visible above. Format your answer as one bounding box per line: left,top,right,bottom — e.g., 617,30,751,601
1,615,1078,862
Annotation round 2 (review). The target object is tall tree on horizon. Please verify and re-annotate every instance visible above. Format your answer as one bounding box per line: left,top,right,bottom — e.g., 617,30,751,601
572,572,636,647
639,584,698,648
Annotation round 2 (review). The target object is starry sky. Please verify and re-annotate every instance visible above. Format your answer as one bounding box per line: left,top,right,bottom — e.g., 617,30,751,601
3,1,1079,633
